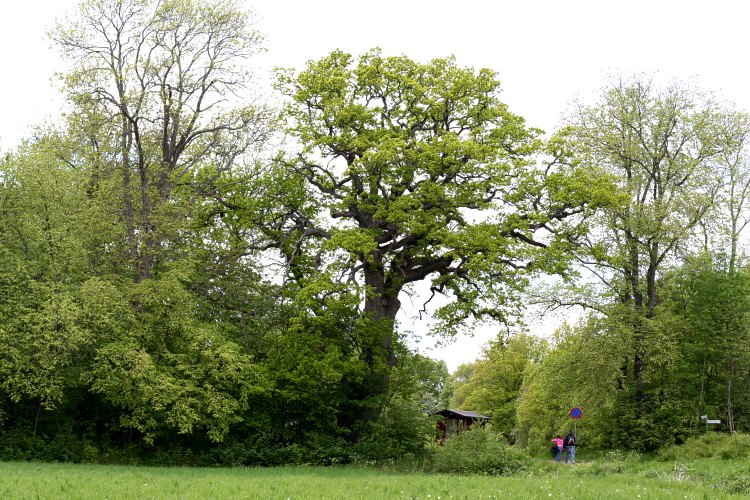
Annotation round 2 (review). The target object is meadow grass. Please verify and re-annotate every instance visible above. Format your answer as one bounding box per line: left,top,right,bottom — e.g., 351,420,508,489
0,460,747,499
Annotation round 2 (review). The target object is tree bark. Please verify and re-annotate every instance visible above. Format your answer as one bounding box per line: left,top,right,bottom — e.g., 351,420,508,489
727,354,736,433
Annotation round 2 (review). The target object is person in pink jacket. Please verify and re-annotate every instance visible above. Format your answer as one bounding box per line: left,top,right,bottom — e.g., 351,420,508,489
551,434,564,462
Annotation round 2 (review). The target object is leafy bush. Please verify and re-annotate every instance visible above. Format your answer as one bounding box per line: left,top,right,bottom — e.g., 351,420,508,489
658,432,750,461
429,428,529,475
0,430,106,463
718,433,750,459
0,431,46,461
349,403,435,465
41,433,100,463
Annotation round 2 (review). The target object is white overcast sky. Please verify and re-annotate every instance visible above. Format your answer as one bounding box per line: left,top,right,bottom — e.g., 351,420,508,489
2,0,750,370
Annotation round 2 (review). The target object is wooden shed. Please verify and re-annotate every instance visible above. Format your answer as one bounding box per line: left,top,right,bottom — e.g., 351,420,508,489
435,409,490,444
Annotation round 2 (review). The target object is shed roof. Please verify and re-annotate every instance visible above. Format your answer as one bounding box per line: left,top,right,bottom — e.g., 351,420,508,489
435,409,490,421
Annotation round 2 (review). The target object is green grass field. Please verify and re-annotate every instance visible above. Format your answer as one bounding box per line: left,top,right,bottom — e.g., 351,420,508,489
0,459,748,499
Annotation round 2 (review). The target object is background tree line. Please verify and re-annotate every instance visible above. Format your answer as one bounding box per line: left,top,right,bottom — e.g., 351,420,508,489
1,0,749,464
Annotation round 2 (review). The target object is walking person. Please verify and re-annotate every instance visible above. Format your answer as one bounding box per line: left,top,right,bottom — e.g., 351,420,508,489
551,434,564,462
564,429,576,464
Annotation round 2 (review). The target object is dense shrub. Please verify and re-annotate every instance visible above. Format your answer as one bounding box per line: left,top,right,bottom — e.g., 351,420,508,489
0,425,432,467
430,428,529,475
204,435,350,467
718,433,750,459
657,432,750,461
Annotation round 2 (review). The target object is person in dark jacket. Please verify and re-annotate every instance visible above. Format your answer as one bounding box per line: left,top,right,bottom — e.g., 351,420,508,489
564,430,576,464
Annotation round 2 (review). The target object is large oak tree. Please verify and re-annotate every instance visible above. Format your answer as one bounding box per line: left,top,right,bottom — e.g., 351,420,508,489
272,50,605,402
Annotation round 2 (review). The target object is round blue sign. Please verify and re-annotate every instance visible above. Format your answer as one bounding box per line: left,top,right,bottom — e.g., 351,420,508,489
570,406,582,419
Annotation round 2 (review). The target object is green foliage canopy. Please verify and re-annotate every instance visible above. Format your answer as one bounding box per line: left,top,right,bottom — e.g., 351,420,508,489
272,49,609,371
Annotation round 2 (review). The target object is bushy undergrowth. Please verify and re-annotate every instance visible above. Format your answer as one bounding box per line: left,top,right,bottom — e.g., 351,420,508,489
0,431,105,464
657,432,750,461
0,428,429,468
718,473,750,495
429,428,530,476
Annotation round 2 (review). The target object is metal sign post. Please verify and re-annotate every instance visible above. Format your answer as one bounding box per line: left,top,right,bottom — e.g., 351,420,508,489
700,415,720,432
570,406,582,439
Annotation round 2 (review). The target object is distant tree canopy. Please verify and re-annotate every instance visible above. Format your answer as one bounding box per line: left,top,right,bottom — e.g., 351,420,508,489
449,334,546,442
512,77,750,452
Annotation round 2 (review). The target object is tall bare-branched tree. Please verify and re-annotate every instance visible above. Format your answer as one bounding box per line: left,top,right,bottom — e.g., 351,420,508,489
52,0,272,281
564,75,738,443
